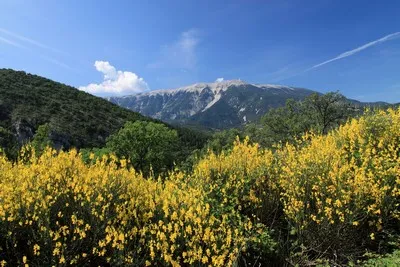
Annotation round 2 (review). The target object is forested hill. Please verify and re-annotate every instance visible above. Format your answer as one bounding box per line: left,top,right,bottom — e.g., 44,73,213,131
0,69,207,155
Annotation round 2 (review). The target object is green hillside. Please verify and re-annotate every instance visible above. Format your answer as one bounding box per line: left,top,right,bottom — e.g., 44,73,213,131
0,69,207,157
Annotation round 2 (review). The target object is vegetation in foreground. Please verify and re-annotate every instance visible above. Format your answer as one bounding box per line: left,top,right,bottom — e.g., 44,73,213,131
362,250,400,266
0,108,399,266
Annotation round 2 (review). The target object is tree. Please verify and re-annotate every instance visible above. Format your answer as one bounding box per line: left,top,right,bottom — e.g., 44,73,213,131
80,147,111,165
206,128,244,153
247,92,357,147
0,126,18,160
31,123,53,156
257,99,314,146
106,121,178,176
304,92,355,134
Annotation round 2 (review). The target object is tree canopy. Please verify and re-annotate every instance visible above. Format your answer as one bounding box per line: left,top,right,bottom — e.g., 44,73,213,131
245,92,358,147
106,121,179,176
31,123,53,156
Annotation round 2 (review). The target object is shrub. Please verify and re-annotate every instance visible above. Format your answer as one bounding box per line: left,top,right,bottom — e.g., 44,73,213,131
277,108,400,263
192,138,280,264
1,108,399,266
0,147,271,266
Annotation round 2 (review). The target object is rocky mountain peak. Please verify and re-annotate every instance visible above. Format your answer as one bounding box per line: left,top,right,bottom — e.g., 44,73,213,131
108,81,317,129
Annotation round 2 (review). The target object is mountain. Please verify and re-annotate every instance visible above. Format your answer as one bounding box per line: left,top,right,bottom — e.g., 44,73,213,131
0,69,207,155
108,80,317,129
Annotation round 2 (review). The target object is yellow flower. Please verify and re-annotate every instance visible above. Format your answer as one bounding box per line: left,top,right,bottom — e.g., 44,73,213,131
370,233,375,240
33,244,40,256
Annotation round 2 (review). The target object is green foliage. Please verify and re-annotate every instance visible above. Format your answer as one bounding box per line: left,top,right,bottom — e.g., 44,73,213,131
203,92,358,153
0,69,208,169
170,125,210,171
0,69,147,150
305,92,356,134
257,98,313,146
179,128,246,171
31,123,53,156
362,250,400,267
245,92,359,147
206,128,244,153
79,147,112,164
0,126,18,160
106,121,179,176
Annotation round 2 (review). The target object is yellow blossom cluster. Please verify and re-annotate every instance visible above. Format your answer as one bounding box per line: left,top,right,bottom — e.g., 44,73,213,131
277,108,400,233
0,148,262,266
193,137,280,225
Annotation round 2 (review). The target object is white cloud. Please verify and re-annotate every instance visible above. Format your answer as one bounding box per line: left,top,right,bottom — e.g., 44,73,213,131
215,77,224,82
178,29,199,69
94,61,118,80
148,29,200,70
79,61,149,96
306,32,400,72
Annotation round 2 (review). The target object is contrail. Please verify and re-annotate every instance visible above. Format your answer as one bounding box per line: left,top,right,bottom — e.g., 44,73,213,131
0,27,66,55
39,55,74,71
0,36,26,49
0,29,73,71
305,32,400,72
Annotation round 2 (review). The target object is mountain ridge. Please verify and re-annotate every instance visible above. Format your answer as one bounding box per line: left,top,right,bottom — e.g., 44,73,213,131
108,80,319,129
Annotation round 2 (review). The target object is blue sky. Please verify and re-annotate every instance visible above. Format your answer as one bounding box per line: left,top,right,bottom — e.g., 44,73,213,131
0,0,400,102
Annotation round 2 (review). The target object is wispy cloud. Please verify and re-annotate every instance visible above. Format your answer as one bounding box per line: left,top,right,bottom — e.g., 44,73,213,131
0,27,65,55
39,55,74,70
148,29,201,70
0,35,26,49
305,32,400,72
261,63,306,83
0,27,72,70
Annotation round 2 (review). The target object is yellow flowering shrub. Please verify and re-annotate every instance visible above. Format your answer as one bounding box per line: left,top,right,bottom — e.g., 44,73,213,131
0,148,269,266
192,108,400,263
277,108,400,261
194,138,278,216
192,138,278,264
1,108,399,266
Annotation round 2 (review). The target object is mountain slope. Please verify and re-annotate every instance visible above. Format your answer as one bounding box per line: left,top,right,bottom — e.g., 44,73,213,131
0,69,207,154
0,69,152,149
108,80,317,129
